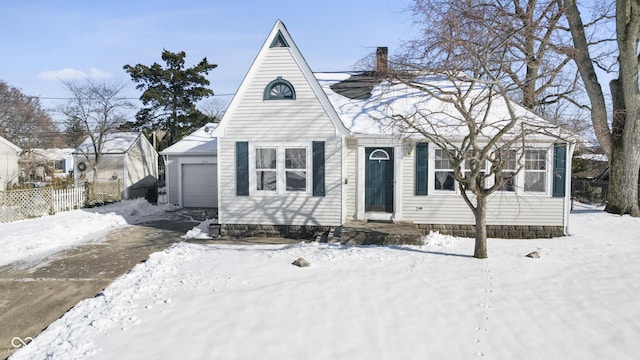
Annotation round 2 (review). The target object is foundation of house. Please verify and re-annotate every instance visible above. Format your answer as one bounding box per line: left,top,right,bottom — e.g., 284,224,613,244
219,222,565,246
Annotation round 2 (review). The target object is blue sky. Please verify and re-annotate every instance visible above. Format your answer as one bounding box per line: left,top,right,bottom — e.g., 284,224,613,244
2,0,415,115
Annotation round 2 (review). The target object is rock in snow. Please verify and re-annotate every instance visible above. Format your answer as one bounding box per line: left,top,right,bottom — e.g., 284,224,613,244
292,257,310,267
525,251,541,258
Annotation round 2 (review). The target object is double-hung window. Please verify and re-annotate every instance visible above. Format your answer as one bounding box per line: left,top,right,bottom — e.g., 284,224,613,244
256,148,277,191
464,153,487,187
498,149,517,192
253,146,308,193
524,149,547,192
285,148,307,191
434,149,455,191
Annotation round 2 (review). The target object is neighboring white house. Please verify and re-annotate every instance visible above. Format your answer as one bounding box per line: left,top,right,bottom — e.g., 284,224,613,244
73,132,158,199
160,123,218,208
19,148,75,181
200,20,575,238
0,135,21,189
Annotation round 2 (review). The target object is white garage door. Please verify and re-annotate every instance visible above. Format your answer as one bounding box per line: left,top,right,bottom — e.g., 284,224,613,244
182,164,218,208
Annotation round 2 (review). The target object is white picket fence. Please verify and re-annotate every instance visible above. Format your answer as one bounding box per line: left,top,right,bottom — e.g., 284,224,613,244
52,187,86,213
0,187,87,223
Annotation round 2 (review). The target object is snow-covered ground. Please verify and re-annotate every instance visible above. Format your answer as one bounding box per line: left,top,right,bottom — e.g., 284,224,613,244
6,202,640,359
0,199,176,267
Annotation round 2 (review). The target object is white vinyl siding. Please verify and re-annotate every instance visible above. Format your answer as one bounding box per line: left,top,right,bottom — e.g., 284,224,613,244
165,157,180,205
223,48,337,140
0,140,20,187
400,144,565,227
218,137,343,226
217,44,344,226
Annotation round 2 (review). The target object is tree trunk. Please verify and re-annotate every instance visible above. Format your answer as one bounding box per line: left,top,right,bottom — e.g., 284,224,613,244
607,2,640,217
563,0,612,157
607,78,640,216
565,0,640,216
473,194,488,259
607,146,640,215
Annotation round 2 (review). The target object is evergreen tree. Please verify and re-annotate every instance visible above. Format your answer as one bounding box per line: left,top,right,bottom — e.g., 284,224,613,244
123,50,217,148
64,116,86,148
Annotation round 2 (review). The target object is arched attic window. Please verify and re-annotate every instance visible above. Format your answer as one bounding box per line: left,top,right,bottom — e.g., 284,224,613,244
369,149,391,161
263,76,296,100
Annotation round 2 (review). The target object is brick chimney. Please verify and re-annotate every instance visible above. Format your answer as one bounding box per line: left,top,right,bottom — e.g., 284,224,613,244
376,47,388,74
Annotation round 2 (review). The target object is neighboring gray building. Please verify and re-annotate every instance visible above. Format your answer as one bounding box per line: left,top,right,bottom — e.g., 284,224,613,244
74,132,158,199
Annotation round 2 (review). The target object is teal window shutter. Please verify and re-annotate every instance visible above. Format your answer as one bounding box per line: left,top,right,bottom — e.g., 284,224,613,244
312,141,325,196
236,142,249,196
552,143,567,197
415,143,429,195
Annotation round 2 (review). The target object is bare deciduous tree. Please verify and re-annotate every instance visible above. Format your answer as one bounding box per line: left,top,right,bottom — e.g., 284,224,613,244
564,0,640,216
381,69,566,258
0,80,63,149
198,97,227,122
404,0,608,133
373,0,577,258
58,80,133,184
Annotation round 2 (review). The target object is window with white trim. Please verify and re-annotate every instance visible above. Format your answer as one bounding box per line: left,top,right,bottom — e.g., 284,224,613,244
263,77,296,100
497,149,517,192
464,152,486,178
434,148,455,191
524,149,547,192
251,145,310,194
256,148,277,191
464,152,487,187
285,148,306,191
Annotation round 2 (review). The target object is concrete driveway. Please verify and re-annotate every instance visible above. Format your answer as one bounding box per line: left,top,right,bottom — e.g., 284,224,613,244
0,208,205,359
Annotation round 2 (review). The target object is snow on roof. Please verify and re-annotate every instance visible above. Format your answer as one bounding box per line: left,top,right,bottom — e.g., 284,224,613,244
76,132,141,154
160,123,218,155
29,148,75,160
315,72,559,140
578,153,608,162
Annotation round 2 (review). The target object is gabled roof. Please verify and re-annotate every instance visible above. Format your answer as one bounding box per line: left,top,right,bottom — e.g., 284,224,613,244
161,123,218,155
316,72,568,141
213,20,350,138
22,148,74,161
0,135,21,153
37,148,74,160
75,132,144,155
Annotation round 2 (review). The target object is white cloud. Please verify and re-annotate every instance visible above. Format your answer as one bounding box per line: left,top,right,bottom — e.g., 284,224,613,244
38,68,113,81
88,67,113,79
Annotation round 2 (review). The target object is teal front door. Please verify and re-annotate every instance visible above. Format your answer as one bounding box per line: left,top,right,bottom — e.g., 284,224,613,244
365,147,394,213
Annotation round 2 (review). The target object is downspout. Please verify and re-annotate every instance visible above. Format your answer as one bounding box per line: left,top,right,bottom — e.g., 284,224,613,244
565,142,576,235
341,135,347,225
123,154,129,199
163,154,169,204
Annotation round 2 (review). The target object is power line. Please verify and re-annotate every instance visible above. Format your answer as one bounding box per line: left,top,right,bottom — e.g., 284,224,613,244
36,93,236,100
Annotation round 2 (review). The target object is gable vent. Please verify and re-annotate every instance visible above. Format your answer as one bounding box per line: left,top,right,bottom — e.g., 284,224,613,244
270,30,289,48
